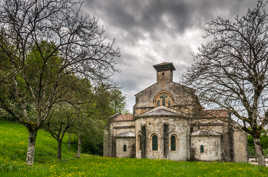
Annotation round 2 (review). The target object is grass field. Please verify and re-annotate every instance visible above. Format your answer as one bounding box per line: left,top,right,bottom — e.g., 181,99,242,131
0,120,268,177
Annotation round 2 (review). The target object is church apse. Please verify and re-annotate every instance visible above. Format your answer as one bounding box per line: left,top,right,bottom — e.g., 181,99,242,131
104,62,248,162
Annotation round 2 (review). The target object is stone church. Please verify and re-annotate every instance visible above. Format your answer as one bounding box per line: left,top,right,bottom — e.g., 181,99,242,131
103,62,248,162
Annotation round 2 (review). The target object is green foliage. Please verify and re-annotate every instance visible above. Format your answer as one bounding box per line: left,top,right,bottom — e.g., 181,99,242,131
80,121,105,155
75,85,126,155
248,135,268,156
93,84,115,118
0,0,119,164
262,135,268,149
0,110,16,121
110,89,126,113
41,78,127,156
0,40,65,126
0,38,124,161
25,41,62,89
44,104,77,142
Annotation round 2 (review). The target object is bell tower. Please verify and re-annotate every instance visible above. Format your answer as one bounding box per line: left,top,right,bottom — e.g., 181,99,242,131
153,62,176,83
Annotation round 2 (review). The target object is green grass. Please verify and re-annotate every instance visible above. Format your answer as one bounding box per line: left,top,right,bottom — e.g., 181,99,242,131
0,120,268,177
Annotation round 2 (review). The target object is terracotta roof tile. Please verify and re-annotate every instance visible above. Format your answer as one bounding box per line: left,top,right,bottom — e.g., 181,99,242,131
201,110,229,119
113,113,134,121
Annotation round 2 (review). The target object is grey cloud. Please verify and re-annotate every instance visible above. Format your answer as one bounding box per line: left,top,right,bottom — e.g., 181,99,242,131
85,0,257,40
113,53,156,91
83,0,259,111
85,0,192,41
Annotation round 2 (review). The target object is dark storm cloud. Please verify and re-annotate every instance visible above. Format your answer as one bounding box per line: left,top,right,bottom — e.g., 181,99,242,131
85,0,256,39
83,0,259,111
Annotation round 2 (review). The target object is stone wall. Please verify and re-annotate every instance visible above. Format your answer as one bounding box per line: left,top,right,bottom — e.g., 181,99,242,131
110,121,135,140
191,118,233,161
192,119,225,133
233,129,248,162
134,82,200,117
103,129,110,156
191,136,222,161
156,69,173,83
115,138,136,158
135,117,190,160
103,120,135,157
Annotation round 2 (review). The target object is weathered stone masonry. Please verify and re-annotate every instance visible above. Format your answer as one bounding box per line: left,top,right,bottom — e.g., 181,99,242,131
103,62,248,162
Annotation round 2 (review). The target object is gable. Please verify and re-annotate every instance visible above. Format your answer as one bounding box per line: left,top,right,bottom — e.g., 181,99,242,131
134,81,197,108
136,106,183,118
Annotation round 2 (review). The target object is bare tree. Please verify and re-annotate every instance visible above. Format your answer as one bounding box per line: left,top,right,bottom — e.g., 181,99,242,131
184,0,268,166
0,0,119,165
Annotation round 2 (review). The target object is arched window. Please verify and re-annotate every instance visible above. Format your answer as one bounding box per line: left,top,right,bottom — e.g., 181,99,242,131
154,91,174,107
160,95,167,106
171,135,176,151
123,144,127,152
152,135,158,151
200,145,204,153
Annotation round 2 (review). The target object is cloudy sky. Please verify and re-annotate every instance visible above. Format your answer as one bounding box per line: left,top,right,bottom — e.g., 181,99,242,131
83,0,258,112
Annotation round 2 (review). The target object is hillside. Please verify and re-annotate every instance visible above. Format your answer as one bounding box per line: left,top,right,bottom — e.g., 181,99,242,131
0,120,268,177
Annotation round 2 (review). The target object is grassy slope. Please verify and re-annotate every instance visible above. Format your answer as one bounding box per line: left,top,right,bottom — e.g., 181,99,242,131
0,120,268,177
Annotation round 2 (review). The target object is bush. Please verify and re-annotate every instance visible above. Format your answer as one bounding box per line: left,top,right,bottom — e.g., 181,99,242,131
248,135,268,156
0,110,16,122
80,133,103,155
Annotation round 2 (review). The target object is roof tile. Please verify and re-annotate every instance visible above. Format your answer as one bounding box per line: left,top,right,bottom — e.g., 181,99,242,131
113,113,134,121
201,110,229,119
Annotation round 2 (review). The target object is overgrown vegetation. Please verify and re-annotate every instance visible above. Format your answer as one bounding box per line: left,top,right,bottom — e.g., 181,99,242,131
1,120,268,177
0,0,120,165
248,135,268,156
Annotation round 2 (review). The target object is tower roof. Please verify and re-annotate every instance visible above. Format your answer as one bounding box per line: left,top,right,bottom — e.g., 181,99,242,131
153,62,176,72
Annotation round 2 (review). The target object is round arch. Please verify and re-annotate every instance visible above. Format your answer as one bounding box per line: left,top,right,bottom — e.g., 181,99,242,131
153,90,174,107
170,134,177,151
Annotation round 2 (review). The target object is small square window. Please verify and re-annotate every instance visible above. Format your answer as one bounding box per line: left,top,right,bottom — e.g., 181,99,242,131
123,145,127,152
200,145,204,153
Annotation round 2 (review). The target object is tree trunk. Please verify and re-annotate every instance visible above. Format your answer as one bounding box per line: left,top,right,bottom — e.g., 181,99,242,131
76,134,81,158
57,139,62,160
68,134,71,150
26,127,38,166
253,137,265,166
